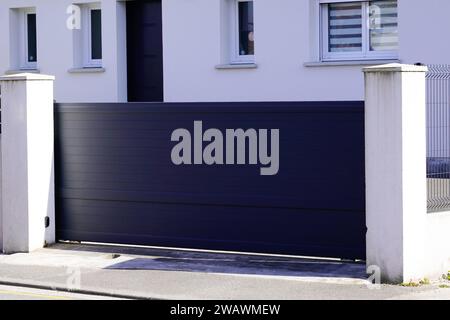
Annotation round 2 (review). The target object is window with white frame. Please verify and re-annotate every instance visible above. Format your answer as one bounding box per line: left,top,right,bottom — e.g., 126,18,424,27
320,0,398,61
230,0,255,64
70,3,103,70
13,8,38,70
83,3,102,67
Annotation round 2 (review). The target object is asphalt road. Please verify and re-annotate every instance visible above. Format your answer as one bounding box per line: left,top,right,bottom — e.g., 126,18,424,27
0,284,123,300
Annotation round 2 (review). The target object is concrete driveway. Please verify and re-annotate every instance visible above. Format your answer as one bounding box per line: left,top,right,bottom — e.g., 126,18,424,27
0,243,448,300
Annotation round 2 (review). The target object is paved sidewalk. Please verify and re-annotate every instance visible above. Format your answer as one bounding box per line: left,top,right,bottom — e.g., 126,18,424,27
0,243,448,300
0,284,123,300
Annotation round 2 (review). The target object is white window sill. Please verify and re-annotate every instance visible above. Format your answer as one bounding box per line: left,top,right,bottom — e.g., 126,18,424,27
304,60,400,67
215,63,258,70
68,67,105,74
5,69,40,75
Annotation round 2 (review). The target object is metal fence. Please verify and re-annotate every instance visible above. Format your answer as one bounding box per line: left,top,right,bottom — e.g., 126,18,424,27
426,65,450,212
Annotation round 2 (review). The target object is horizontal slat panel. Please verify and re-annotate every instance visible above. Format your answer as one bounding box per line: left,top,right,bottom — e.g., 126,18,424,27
55,101,366,259
57,199,365,259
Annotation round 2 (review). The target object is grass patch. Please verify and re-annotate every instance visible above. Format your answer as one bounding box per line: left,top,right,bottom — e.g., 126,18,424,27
439,284,450,289
401,278,431,287
401,281,420,287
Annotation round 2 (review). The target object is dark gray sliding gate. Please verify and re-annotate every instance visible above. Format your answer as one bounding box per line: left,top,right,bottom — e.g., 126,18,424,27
54,102,366,259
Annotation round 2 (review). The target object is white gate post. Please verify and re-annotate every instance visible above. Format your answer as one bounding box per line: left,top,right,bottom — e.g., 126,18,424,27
363,64,428,283
0,73,55,253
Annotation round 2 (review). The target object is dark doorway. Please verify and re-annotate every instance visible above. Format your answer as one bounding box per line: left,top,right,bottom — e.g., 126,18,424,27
126,0,164,102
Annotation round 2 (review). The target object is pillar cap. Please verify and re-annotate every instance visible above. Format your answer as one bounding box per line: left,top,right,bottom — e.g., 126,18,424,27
363,63,428,73
0,73,55,81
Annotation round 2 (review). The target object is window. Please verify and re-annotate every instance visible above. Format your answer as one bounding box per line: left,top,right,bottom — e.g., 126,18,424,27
85,5,102,67
70,3,103,70
26,12,37,66
14,8,38,70
232,0,254,63
320,0,398,61
8,7,38,70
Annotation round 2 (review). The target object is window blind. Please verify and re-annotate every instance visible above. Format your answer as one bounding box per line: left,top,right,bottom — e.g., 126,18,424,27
369,0,398,51
328,2,363,53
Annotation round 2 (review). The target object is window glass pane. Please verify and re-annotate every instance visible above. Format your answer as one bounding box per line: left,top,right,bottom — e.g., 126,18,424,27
369,0,398,51
91,9,102,60
328,2,362,53
238,1,254,56
27,14,37,62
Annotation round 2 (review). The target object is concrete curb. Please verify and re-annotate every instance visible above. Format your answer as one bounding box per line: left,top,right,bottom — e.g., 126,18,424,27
0,277,157,300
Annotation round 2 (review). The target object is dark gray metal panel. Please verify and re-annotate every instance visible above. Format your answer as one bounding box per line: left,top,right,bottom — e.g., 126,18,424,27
55,101,366,259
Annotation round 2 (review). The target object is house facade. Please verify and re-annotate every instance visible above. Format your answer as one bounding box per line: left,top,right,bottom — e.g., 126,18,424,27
1,0,450,284
0,0,448,103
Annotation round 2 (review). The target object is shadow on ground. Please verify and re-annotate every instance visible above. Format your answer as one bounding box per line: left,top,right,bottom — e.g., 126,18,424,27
49,243,367,279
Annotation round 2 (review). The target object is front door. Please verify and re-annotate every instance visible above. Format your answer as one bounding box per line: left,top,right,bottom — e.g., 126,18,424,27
126,0,164,102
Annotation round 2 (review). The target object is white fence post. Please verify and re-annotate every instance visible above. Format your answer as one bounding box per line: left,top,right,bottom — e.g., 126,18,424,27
0,73,55,253
0,105,2,251
364,64,428,283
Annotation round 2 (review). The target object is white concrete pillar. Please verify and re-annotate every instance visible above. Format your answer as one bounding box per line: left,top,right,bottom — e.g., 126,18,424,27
0,112,2,251
0,73,55,253
363,64,428,283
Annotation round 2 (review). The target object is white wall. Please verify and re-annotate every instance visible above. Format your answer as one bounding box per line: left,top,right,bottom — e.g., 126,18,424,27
398,0,450,65
0,0,127,103
162,0,450,102
2,0,450,103
163,0,362,102
426,212,450,279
